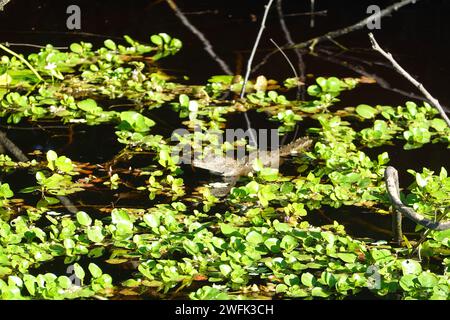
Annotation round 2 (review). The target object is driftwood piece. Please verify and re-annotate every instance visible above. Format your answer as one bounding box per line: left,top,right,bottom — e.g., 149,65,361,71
384,166,450,243
0,130,78,214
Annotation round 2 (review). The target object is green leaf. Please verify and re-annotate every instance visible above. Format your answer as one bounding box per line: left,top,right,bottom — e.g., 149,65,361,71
399,274,416,291
220,224,239,236
35,171,46,183
70,43,83,54
284,274,300,286
311,287,330,298
88,263,103,278
431,118,447,132
0,183,13,198
111,209,132,225
336,253,357,263
23,275,36,296
46,150,58,162
273,220,291,233
219,264,232,277
326,77,341,92
73,263,85,282
143,213,160,229
356,104,377,119
415,173,428,188
58,276,73,289
86,226,105,243
46,150,57,171
264,238,280,253
119,111,155,132
280,235,298,252
77,99,99,113
179,94,190,107
246,231,263,245
104,39,117,50
417,272,438,288
64,238,75,249
76,211,92,227
275,284,288,293
301,273,315,287
150,35,163,46
55,156,73,173
406,101,417,116
208,75,234,84
0,73,12,86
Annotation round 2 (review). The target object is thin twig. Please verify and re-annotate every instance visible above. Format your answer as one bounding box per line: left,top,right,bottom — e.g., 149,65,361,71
165,0,232,75
240,0,275,147
2,42,68,50
0,44,43,81
240,0,275,99
276,0,305,99
284,10,327,17
369,33,450,127
165,0,258,147
270,39,300,95
311,48,431,103
253,0,421,73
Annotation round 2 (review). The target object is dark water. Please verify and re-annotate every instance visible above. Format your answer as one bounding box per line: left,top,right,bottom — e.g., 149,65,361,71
0,0,449,287
1,0,449,160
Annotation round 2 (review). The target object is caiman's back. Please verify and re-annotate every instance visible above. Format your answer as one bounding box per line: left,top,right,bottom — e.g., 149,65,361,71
190,137,312,177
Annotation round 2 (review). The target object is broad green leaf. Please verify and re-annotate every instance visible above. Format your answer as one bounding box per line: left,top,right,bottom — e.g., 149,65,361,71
356,104,377,119
301,272,315,287
104,39,116,50
70,43,83,53
417,272,438,288
311,286,330,298
73,263,85,282
76,211,92,226
246,231,263,245
88,263,103,278
336,253,357,263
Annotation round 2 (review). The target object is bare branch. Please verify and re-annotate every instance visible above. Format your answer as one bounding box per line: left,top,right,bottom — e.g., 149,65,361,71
276,0,305,99
2,42,68,50
253,0,421,73
270,39,301,96
240,0,275,147
312,48,430,103
369,33,450,127
240,0,275,98
0,130,79,214
385,166,450,231
165,0,232,75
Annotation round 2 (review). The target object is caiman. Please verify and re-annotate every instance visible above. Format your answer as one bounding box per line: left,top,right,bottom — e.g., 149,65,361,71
186,136,313,196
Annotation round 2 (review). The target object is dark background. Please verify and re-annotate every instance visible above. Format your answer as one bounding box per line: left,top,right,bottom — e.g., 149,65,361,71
0,0,449,171
0,0,449,97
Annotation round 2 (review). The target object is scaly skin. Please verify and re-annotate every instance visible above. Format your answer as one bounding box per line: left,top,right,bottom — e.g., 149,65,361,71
191,137,313,177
